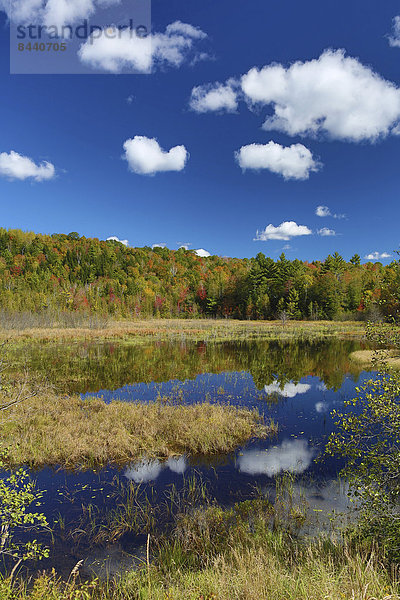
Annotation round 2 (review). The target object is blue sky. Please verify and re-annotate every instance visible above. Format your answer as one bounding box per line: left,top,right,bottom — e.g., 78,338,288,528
0,0,399,262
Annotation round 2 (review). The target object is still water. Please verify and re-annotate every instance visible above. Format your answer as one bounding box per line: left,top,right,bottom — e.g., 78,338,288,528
7,338,373,576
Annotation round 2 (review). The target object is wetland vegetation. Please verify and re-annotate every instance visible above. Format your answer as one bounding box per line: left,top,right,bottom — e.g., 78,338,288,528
1,320,400,599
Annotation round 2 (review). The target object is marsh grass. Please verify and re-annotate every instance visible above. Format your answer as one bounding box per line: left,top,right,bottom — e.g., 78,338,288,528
350,349,400,369
2,502,399,600
0,389,275,469
71,474,210,548
1,476,399,599
0,309,109,332
0,318,367,344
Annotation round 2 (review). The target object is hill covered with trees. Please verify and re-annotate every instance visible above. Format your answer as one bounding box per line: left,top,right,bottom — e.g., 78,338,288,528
0,228,398,321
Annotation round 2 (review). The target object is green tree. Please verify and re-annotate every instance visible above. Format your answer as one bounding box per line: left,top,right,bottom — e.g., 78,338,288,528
325,322,400,561
350,254,361,267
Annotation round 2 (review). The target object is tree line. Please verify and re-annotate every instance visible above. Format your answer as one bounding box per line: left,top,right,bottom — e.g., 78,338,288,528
0,228,398,321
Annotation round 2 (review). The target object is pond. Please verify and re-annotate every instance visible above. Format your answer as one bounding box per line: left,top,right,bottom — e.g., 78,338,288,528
4,337,373,578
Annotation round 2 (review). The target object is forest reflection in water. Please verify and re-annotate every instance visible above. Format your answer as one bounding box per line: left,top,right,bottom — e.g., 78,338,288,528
15,336,368,394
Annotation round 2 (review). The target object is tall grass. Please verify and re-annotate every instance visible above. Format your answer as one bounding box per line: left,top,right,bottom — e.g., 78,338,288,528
0,317,367,343
0,309,109,331
0,389,275,469
1,474,398,599
1,501,398,600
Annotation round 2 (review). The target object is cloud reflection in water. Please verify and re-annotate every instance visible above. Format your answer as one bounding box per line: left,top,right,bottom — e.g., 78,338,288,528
124,455,188,483
237,439,315,477
264,381,311,398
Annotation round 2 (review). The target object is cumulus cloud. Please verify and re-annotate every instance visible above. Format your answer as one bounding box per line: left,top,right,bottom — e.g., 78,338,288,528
255,221,312,242
264,380,311,398
79,20,208,73
195,248,211,257
152,243,167,249
318,227,336,237
189,80,238,113
315,205,345,219
235,141,320,180
123,136,188,175
364,251,392,261
316,205,331,217
0,0,121,27
0,150,55,181
237,439,315,477
388,16,400,48
106,236,129,246
240,49,400,142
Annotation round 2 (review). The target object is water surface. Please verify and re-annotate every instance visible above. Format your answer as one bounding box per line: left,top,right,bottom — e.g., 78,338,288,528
5,337,372,577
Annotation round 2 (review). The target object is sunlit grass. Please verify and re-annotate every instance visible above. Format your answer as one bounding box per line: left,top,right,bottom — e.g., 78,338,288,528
1,499,399,600
0,318,367,343
0,389,276,469
350,348,400,369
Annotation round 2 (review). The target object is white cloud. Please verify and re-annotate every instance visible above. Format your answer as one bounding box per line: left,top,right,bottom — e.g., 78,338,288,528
264,380,311,398
255,221,312,242
318,227,336,237
0,150,55,181
189,81,238,113
124,459,162,483
106,236,129,246
0,0,42,22
79,21,207,74
43,0,97,27
364,251,392,261
389,16,400,48
315,205,345,219
195,248,211,257
316,205,331,217
237,439,315,477
152,243,167,249
0,0,120,27
235,141,320,180
123,136,188,175
241,49,400,142
165,21,206,40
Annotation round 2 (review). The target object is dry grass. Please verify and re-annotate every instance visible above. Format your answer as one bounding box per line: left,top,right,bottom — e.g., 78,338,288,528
350,349,400,369
0,318,366,343
2,537,399,600
143,545,400,600
0,390,274,469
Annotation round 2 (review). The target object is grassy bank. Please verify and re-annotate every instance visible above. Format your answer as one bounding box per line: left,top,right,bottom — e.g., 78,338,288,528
2,544,396,600
0,390,274,469
1,498,398,600
350,348,400,369
0,318,366,343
